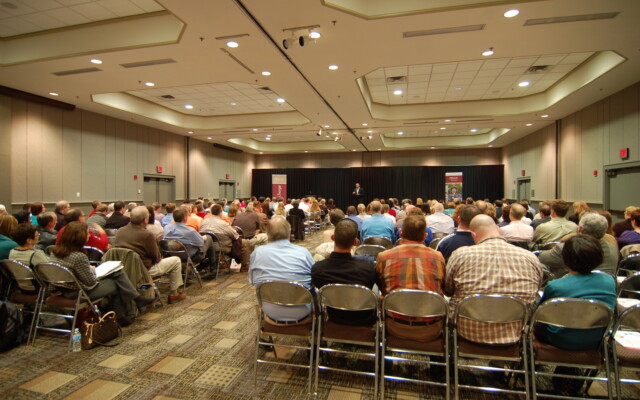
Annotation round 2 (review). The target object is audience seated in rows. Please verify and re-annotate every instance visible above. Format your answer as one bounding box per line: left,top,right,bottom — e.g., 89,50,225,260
498,203,534,241
54,200,70,231
105,201,130,229
617,208,640,248
36,212,57,251
426,202,455,235
163,207,215,271
86,204,108,228
533,199,577,244
436,205,480,263
361,201,395,243
161,203,175,227
56,208,110,252
531,202,552,230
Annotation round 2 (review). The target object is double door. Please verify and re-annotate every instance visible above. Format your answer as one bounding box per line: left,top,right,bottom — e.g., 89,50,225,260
144,176,175,204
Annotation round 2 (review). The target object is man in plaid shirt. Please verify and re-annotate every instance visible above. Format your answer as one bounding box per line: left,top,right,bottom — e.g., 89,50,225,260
375,214,446,342
445,214,542,344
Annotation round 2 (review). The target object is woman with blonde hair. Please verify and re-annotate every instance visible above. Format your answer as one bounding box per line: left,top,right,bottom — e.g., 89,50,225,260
568,201,590,224
273,202,286,218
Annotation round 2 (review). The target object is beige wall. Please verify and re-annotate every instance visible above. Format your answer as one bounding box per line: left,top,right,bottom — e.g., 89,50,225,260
255,148,501,169
503,81,640,205
3,95,254,207
188,139,254,199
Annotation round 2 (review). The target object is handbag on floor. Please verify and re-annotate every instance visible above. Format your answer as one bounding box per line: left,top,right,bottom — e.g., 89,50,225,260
80,311,122,350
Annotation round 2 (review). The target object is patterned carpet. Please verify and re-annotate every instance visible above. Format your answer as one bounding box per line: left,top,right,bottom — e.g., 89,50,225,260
0,230,637,400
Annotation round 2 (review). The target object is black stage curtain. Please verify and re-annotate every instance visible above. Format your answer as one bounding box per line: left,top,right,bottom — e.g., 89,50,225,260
252,165,504,210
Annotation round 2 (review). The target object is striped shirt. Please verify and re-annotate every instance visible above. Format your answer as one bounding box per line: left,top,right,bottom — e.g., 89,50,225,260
375,242,445,296
445,236,542,344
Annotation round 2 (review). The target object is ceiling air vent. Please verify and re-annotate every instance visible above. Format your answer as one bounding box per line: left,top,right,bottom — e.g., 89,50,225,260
223,129,251,133
404,24,484,38
386,76,407,84
160,95,175,99
53,67,101,76
526,65,550,73
120,59,176,68
524,12,619,26
403,120,440,125
259,87,271,91
455,118,494,123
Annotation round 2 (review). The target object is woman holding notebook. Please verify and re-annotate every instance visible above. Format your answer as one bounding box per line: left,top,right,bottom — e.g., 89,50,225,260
50,222,154,326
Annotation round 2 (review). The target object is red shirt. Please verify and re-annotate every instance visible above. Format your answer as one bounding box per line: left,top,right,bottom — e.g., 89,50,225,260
56,226,109,251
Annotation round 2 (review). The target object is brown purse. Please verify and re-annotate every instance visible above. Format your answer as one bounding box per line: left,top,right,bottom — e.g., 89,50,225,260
80,311,122,350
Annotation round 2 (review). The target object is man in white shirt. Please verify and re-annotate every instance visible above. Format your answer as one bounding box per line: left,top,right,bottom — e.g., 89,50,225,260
426,202,455,235
499,203,534,241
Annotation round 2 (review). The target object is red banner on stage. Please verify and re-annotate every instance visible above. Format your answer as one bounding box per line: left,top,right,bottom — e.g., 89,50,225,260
272,174,287,200
445,172,463,201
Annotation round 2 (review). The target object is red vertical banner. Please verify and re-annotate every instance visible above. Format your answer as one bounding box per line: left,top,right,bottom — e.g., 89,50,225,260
272,174,287,200
445,172,463,201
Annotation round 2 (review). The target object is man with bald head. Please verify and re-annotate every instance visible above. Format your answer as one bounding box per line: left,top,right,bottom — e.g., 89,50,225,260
498,203,534,241
361,200,395,242
426,202,455,235
445,214,542,344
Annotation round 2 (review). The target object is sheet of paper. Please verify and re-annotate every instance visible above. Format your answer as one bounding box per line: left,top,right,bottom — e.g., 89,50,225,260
95,261,122,279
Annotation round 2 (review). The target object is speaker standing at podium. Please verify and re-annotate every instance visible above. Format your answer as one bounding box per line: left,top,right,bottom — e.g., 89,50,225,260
352,183,364,203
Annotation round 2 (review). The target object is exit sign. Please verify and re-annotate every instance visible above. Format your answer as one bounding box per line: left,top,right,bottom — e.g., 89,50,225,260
620,148,629,159
156,166,163,173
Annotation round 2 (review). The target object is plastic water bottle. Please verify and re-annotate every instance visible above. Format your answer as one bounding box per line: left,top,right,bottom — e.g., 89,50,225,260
72,328,82,352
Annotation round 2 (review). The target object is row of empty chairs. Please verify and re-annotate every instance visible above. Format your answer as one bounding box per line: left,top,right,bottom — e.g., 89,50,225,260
253,282,640,400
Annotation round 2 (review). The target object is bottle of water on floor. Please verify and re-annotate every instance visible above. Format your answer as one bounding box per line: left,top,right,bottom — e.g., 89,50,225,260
72,328,82,352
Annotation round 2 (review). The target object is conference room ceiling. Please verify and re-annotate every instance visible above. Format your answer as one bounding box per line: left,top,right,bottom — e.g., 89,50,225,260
1,0,639,155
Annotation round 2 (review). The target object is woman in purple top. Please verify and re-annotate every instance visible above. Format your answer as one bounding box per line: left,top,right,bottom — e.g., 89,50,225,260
617,209,640,248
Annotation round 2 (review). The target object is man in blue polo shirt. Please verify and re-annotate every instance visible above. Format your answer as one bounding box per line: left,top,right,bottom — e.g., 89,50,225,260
436,204,480,262
361,201,395,243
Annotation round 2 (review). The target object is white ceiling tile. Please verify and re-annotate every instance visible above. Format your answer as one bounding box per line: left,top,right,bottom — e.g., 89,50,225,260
384,66,408,77
430,72,453,81
432,63,456,73
20,12,65,30
129,0,164,12
456,61,483,72
506,57,537,68
408,65,432,74
408,75,429,82
534,54,567,66
550,64,575,73
366,69,385,78
366,78,386,86
102,0,145,17
71,2,117,21
44,7,90,25
428,81,449,89
22,0,59,11
452,71,476,79
471,76,496,84
0,24,17,36
476,69,500,78
1,17,39,32
480,58,509,70
2,1,37,16
560,52,593,64
500,68,524,76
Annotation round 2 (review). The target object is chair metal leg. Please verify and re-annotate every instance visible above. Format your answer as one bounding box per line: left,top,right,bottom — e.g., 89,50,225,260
453,331,459,400
529,340,538,400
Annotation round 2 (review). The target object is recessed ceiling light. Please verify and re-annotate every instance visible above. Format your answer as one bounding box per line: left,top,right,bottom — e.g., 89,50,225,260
184,104,194,109
526,123,533,126
331,131,337,135
230,102,237,106
145,82,155,87
276,98,285,103
454,87,462,91
504,9,519,18
207,137,212,140
541,114,549,118
488,145,494,147
261,71,271,76
367,130,372,133
304,150,309,153
309,30,321,39
440,127,446,130
252,128,258,131
266,134,272,137
471,128,478,132
226,41,239,48
444,119,451,122
377,148,381,151
328,65,339,70
49,92,59,96
518,81,531,87
90,58,102,64
265,137,271,140
362,123,368,126
431,147,436,149
397,131,404,135
351,149,357,152
324,125,330,128
393,89,403,95
259,152,263,154
368,135,373,139
482,47,494,57
187,131,193,134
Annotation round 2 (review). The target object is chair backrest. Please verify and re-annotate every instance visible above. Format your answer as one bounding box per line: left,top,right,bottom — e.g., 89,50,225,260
354,244,387,258
540,241,561,251
317,284,379,312
201,231,221,244
531,297,613,330
232,226,244,238
618,272,640,298
612,303,640,334
618,253,640,276
540,269,555,289
363,236,393,249
620,244,640,259
508,240,537,251
45,245,56,256
83,246,104,263
35,262,77,285
1,259,37,282
456,294,527,324
383,289,448,319
256,281,314,309
429,237,442,250
105,228,118,237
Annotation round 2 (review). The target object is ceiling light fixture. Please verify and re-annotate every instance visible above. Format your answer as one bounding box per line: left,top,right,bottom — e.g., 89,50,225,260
309,30,321,39
230,102,237,106
90,59,102,64
398,131,404,135
351,149,357,152
276,98,285,103
317,128,323,136
187,131,193,134
444,119,451,122
470,128,478,132
541,114,549,118
226,41,239,48
518,81,531,87
431,147,436,149
252,128,258,131
184,104,194,109
368,135,373,140
367,130,372,133
393,89,403,95
259,152,263,154
207,136,212,140
489,145,494,147
265,137,271,140
49,92,58,96
261,71,271,76
328,65,339,70
324,125,330,128
526,123,533,126
482,47,494,57
362,123,368,126
304,150,309,153
504,9,520,18
440,127,446,130
145,82,155,87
